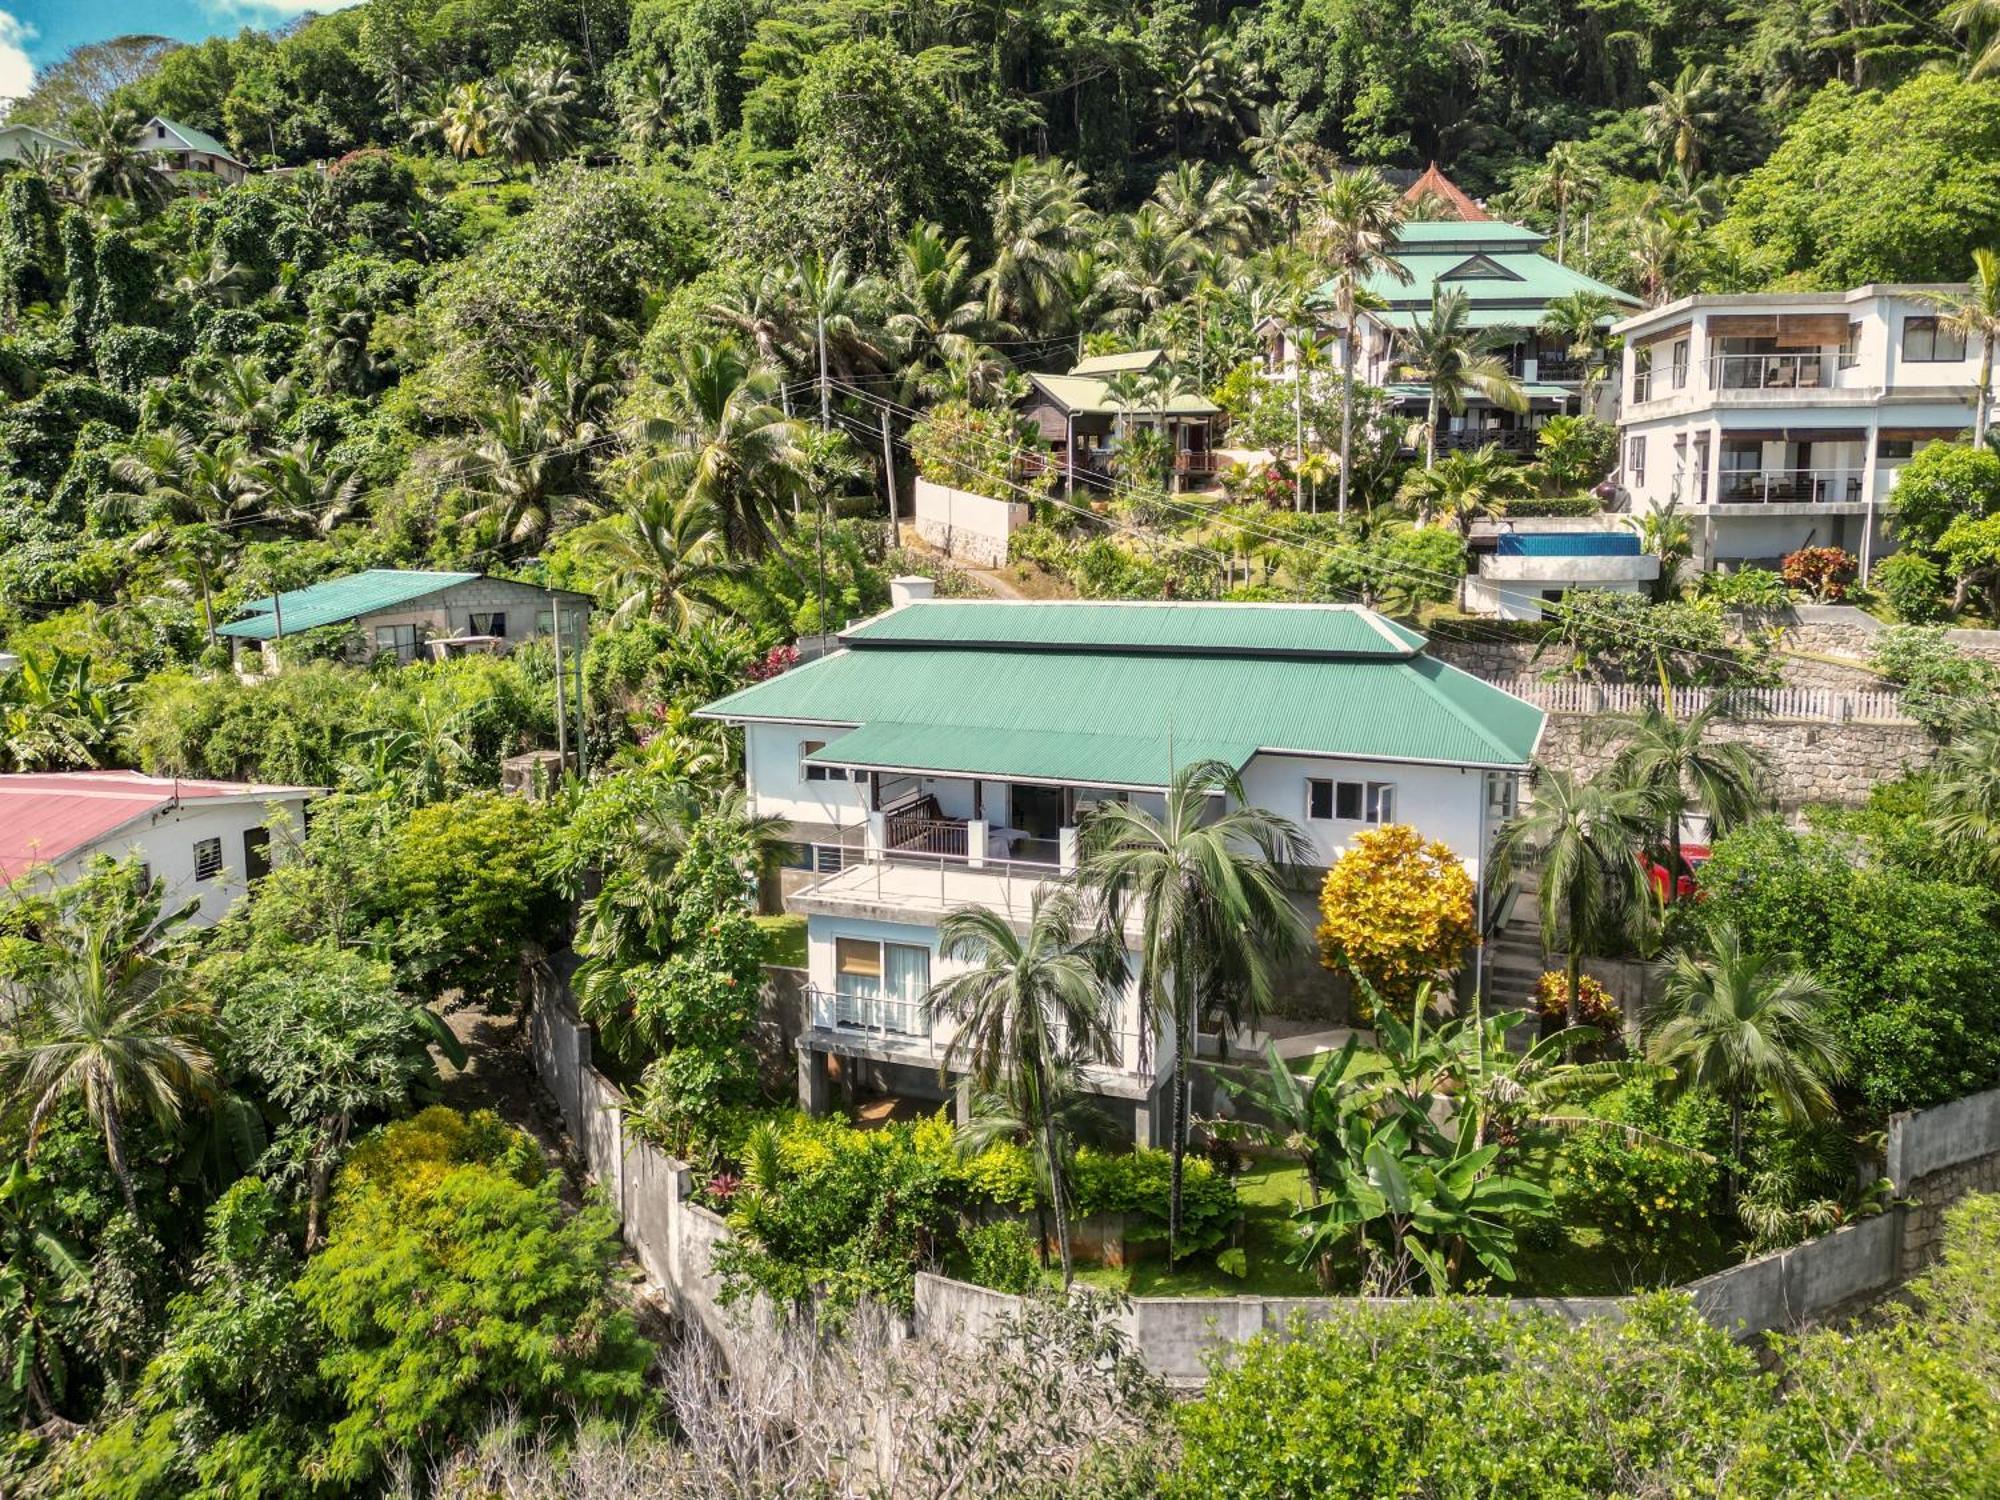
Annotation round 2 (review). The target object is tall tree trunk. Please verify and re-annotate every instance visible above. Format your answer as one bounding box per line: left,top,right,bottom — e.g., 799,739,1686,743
1168,984,1191,1266
305,1112,350,1252
1426,389,1440,469
1979,334,1994,446
1565,884,1584,1028
198,559,218,648
102,1100,138,1218
1339,293,1356,518
1045,1116,1074,1287
1556,201,1568,266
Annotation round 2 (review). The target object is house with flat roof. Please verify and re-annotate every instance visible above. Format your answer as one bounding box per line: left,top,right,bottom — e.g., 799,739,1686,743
1018,348,1222,489
217,569,592,668
1613,286,1980,575
137,117,252,187
698,581,1545,1140
1259,172,1638,455
0,771,320,925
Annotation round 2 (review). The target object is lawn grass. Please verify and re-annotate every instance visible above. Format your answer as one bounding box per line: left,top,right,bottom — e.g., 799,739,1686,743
755,913,808,969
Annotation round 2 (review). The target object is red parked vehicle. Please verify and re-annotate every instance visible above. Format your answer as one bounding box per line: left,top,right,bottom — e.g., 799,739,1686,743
1642,845,1711,903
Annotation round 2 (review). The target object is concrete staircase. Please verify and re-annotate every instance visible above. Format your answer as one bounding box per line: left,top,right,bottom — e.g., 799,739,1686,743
1482,889,1550,1015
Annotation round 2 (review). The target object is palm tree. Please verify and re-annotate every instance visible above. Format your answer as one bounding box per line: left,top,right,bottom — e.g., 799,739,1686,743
1395,445,1523,534
1521,143,1603,266
1110,206,1198,325
1395,287,1529,467
884,222,993,387
1923,248,2000,444
195,354,296,448
1081,759,1309,1260
1927,713,2000,879
490,46,580,171
635,338,805,560
1646,925,1848,1191
617,64,678,151
927,889,1119,1285
249,442,365,537
1308,168,1409,516
437,81,494,164
1491,767,1658,1027
1944,0,2000,77
575,488,738,627
1606,702,1771,900
1645,64,1723,180
1,886,215,1215
1538,292,1619,409
68,105,171,209
1152,162,1260,256
791,250,883,427
109,429,257,643
984,158,1093,330
1628,207,1700,307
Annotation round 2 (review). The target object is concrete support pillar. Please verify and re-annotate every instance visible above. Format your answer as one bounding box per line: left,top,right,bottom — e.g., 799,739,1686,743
953,1076,973,1127
1859,420,1881,583
967,819,987,868
1059,826,1079,875
865,811,887,859
798,1046,831,1115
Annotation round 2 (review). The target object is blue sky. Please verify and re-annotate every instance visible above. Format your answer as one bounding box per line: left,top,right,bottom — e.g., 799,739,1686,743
2,0,362,102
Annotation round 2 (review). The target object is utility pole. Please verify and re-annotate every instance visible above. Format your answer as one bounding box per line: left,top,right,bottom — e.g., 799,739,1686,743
818,312,831,431
880,407,901,548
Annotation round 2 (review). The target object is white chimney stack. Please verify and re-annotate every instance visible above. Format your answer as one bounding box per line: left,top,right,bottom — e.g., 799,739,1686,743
890,575,936,609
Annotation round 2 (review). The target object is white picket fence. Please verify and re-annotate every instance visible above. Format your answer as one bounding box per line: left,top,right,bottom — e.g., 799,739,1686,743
1485,675,1915,725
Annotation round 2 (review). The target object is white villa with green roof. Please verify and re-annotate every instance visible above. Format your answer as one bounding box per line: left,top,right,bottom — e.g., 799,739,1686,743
138,117,252,187
699,583,1545,1139
1262,206,1639,454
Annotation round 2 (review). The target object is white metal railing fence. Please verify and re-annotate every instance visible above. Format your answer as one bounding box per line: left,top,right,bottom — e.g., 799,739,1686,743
1714,467,1864,505
1709,352,1835,392
803,985,1144,1072
1484,675,1915,725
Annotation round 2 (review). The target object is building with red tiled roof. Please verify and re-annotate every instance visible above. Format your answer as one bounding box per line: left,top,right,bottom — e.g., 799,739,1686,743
0,771,321,925
1400,162,1492,221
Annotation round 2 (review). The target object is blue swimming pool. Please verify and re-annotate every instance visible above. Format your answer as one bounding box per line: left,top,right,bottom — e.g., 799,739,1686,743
1495,532,1642,558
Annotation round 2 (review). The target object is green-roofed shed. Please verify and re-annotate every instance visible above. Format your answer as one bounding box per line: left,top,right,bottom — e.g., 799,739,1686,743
217,569,592,665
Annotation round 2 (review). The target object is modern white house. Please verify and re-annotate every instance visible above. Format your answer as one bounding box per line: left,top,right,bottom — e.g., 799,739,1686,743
1462,518,1662,620
1613,286,1982,574
1257,173,1639,453
0,123,79,164
217,569,592,668
698,581,1547,1141
0,771,321,925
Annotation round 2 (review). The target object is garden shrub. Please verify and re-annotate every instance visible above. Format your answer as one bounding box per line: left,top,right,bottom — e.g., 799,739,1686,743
1870,624,2000,731
1532,969,1618,1030
1315,824,1476,1001
963,1220,1039,1293
1698,819,2000,1114
1553,1082,1725,1257
1872,550,1948,623
1781,545,1857,602
1500,493,1601,518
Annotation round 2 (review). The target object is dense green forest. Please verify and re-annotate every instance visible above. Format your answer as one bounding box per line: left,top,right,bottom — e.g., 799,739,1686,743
6,0,2000,1493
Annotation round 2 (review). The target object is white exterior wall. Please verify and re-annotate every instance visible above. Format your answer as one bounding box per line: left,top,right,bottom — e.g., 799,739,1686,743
743,721,870,829
1235,753,1493,881
912,478,1031,568
48,796,313,926
1464,572,1649,620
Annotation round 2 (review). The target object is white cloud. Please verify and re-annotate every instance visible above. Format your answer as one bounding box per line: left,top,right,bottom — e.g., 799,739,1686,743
0,10,36,107
198,0,367,16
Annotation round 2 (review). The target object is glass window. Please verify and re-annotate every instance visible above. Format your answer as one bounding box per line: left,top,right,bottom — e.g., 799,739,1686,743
1626,435,1646,485
469,612,506,637
1877,435,1916,460
1631,347,1653,402
193,837,223,881
800,739,851,783
372,623,419,663
1670,338,1689,389
1307,779,1396,824
1902,316,1967,363
1840,321,1862,369
242,827,271,880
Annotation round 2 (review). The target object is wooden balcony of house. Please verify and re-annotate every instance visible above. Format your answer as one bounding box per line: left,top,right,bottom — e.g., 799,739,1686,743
1174,450,1219,477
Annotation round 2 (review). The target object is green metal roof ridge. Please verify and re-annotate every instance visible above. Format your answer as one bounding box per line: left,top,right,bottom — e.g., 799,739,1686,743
147,116,243,163
839,600,1423,658
1027,372,1220,416
218,569,482,640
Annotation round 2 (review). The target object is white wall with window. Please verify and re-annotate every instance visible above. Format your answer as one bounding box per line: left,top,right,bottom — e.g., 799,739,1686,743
743,721,871,827
1237,753,1492,876
39,797,315,927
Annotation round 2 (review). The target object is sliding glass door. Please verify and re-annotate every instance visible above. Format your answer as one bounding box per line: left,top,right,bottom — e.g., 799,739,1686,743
833,936,932,1035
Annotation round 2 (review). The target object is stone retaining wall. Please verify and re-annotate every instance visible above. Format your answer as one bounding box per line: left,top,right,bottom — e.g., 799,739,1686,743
1534,712,1936,809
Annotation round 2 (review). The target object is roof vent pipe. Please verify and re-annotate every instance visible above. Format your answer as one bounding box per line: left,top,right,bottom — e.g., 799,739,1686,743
889,576,936,609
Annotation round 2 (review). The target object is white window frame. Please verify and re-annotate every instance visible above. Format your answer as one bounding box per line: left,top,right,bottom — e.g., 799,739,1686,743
1901,315,1967,363
192,836,224,882
799,739,852,783
1305,778,1398,825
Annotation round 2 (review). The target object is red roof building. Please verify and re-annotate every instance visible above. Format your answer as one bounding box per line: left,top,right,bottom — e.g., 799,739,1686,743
1400,162,1492,222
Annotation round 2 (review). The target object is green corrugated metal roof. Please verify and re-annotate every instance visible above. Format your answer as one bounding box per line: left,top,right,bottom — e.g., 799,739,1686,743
1029,373,1220,417
1394,221,1549,247
701,602,1543,781
1068,349,1165,375
146,117,243,164
218,570,480,640
1362,251,1638,309
843,600,1424,656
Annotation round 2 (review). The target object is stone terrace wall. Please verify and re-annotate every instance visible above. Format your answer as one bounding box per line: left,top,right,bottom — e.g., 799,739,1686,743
1534,712,1936,809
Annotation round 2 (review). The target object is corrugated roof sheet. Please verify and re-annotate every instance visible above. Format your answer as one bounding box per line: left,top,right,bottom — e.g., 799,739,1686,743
145,116,243,163
1068,349,1166,375
0,772,319,881
1395,221,1546,247
218,570,480,640
702,601,1544,782
1028,373,1221,417
842,600,1424,656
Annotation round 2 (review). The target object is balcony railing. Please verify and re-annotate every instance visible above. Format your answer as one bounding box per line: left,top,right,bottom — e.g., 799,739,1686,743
1710,353,1834,392
1436,428,1539,457
805,985,1142,1070
1715,467,1864,505
886,814,968,859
